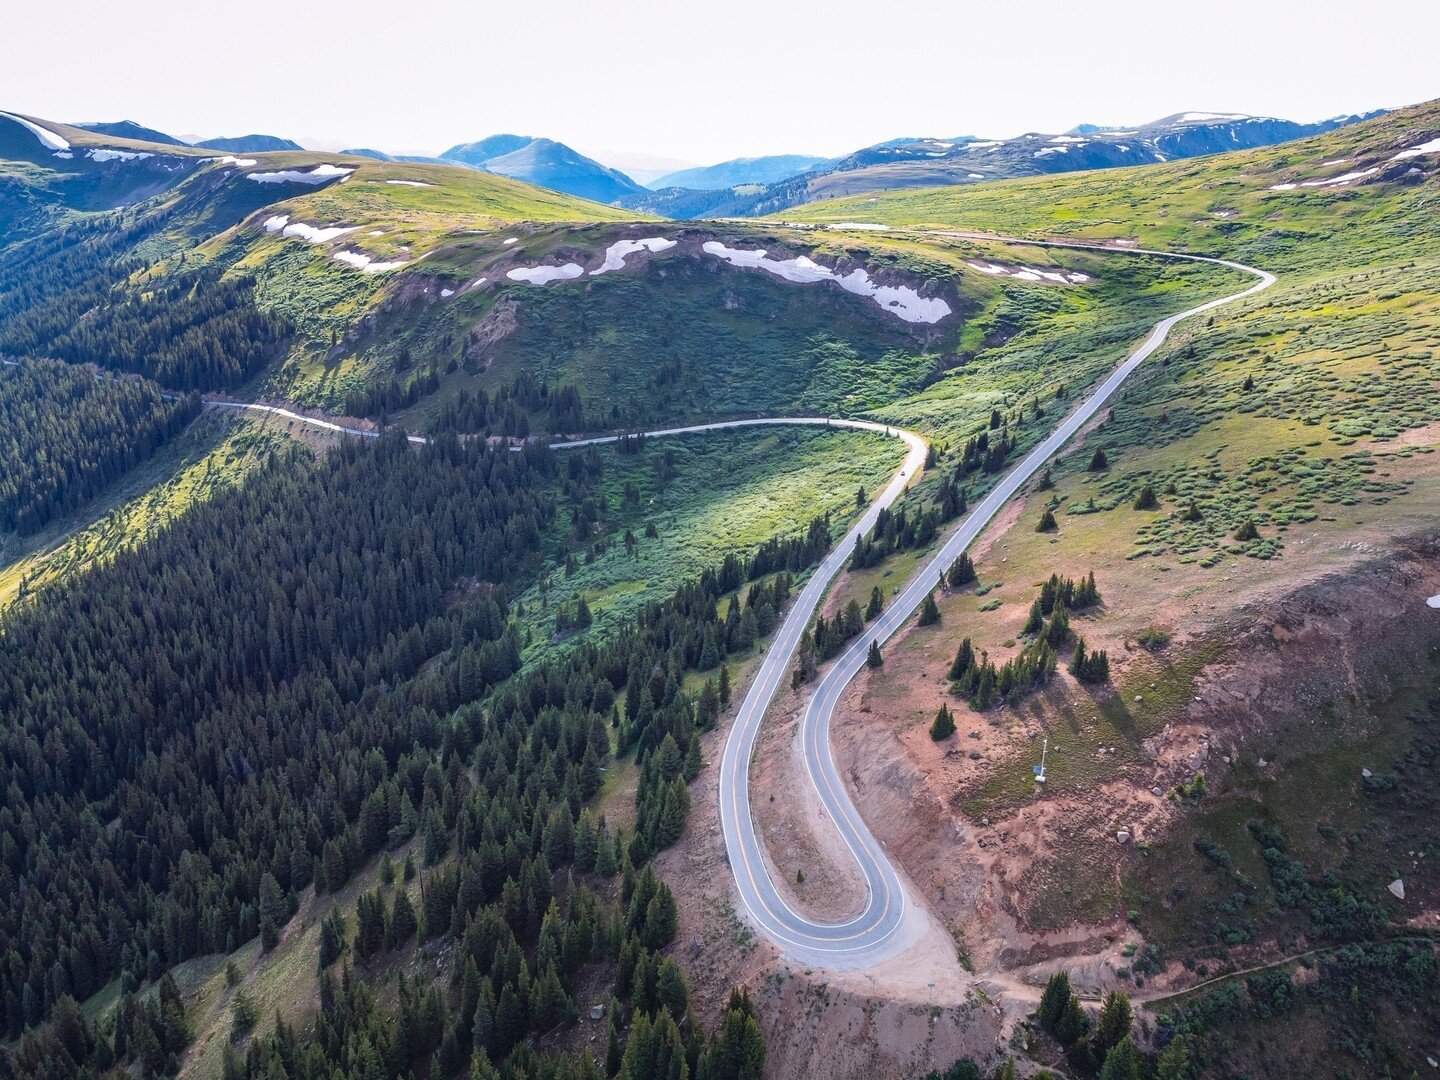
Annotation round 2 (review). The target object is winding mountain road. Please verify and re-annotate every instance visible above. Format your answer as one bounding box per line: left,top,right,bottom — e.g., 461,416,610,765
195,236,1275,972
715,239,1275,969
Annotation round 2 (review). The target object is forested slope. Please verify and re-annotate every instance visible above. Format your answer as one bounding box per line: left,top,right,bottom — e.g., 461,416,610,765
0,360,199,534
0,422,824,1077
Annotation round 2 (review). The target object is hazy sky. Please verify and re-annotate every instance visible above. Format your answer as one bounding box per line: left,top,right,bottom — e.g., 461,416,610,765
5,0,1437,168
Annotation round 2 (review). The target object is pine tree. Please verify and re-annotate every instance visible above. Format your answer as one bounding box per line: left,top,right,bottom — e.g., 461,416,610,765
866,585,884,620
643,884,679,950
317,908,346,972
700,987,765,1080
606,1016,624,1078
1133,485,1158,510
718,664,731,707
1022,599,1045,636
918,591,941,626
1155,1035,1193,1080
423,807,449,866
532,963,573,1031
1093,990,1132,1055
258,873,288,952
1234,519,1260,541
595,831,619,876
930,703,956,741
1037,467,1054,491
229,988,257,1041
1088,448,1109,471
356,890,388,959
946,552,976,587
472,988,496,1061
1098,1035,1142,1080
945,644,975,686
1036,508,1058,533
867,640,883,668
1055,993,1089,1044
1037,971,1071,1033
387,889,418,949
1045,605,1071,647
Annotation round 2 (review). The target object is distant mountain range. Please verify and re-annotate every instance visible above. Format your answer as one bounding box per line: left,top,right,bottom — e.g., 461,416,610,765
440,135,645,204
52,109,1386,216
648,154,829,191
625,110,1387,218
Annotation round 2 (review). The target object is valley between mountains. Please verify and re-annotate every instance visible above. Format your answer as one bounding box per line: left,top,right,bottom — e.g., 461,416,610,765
0,93,1438,1080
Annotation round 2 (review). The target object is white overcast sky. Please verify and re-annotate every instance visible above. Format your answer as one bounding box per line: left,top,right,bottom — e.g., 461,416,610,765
4,0,1437,168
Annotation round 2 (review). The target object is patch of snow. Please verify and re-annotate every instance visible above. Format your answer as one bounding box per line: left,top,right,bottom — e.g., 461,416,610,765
1035,146,1069,157
332,249,409,274
87,148,152,163
368,230,384,236
262,214,356,244
503,237,519,245
1300,167,1379,188
0,110,69,150
215,155,259,167
472,277,487,288
701,242,950,324
964,260,1090,285
967,173,984,179
440,288,454,297
965,140,1001,150
1427,594,1440,609
1116,145,1130,152
1268,182,1297,191
508,263,585,285
385,179,434,187
1050,135,1088,144
1391,137,1440,161
246,163,353,185
589,236,676,275
53,150,73,159
286,221,356,243
1388,878,1405,900
1319,158,1349,167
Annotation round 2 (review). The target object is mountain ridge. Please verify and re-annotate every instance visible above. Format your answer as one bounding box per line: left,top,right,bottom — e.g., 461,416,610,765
625,108,1387,218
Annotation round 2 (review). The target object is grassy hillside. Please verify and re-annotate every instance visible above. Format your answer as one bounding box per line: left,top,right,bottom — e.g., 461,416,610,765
774,97,1440,1077
517,426,903,665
